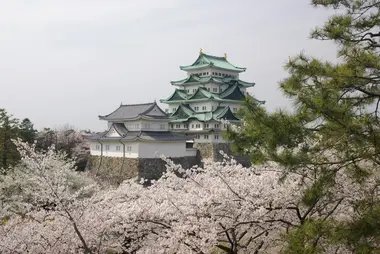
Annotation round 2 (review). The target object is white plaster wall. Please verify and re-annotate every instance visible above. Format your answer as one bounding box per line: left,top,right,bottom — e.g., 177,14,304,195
203,120,221,130
209,68,240,78
90,141,140,158
124,120,142,131
186,69,212,77
189,120,203,130
186,68,239,78
168,104,180,113
138,142,187,158
193,133,227,143
189,101,219,112
203,83,220,93
171,123,189,130
185,148,198,157
124,120,168,132
184,84,202,94
90,142,102,156
122,142,139,158
140,120,168,131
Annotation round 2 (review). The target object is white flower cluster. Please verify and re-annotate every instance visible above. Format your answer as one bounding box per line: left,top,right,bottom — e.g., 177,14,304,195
0,142,377,253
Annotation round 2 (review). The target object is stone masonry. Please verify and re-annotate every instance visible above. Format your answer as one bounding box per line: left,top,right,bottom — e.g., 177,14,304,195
194,143,251,167
87,144,249,183
87,152,202,184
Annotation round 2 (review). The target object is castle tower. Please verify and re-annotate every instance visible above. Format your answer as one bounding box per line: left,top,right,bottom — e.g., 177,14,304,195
160,50,264,144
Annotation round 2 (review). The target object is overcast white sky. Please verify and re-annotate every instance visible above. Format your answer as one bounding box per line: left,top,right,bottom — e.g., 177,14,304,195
0,0,338,131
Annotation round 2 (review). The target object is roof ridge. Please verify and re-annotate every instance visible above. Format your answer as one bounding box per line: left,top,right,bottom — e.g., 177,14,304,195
221,84,241,98
179,103,195,115
120,102,155,107
202,53,226,60
112,123,127,137
140,101,160,116
160,89,187,102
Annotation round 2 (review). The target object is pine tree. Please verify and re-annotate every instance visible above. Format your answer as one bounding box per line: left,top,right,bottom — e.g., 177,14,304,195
226,0,380,252
0,109,20,170
19,118,37,144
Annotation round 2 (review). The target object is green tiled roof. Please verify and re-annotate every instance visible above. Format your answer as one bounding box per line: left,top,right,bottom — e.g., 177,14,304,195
171,75,200,86
214,106,240,121
188,88,218,100
221,85,245,101
170,104,240,123
161,85,250,103
180,53,246,72
162,89,187,102
225,78,255,88
171,75,255,88
171,104,194,119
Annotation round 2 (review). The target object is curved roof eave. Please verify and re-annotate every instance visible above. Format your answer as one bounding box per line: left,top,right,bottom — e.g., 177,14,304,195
162,98,245,104
160,89,187,102
180,64,246,73
100,115,169,122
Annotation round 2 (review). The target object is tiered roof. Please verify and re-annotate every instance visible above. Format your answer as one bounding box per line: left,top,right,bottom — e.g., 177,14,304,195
180,53,246,72
161,51,264,126
161,85,265,104
170,104,240,123
171,75,255,88
99,102,168,121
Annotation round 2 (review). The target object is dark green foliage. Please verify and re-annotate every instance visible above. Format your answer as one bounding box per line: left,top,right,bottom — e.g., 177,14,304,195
0,109,20,170
226,0,380,252
19,118,37,144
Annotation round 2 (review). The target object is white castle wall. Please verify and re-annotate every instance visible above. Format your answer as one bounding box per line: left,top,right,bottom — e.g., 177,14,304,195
123,120,168,131
90,140,196,158
139,142,191,158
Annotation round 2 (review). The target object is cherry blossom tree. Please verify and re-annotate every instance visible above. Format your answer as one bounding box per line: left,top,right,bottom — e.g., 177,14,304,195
1,142,378,253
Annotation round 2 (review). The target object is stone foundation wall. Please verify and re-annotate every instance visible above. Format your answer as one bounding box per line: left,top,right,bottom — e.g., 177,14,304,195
138,154,202,180
87,156,139,184
194,143,251,167
87,144,250,183
87,151,202,183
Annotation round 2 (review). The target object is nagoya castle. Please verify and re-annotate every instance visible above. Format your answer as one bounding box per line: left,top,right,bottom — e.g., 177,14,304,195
161,49,264,144
87,49,262,181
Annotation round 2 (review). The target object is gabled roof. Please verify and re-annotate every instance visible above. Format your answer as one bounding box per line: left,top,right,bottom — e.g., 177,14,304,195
214,106,240,121
169,104,240,123
99,102,169,121
112,123,129,137
161,86,248,103
161,89,188,102
180,53,246,72
171,75,200,86
188,87,219,100
220,85,246,101
171,104,194,119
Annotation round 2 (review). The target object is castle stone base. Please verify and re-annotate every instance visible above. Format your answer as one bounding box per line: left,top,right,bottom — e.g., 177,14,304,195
87,144,250,183
194,143,251,167
87,153,202,184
